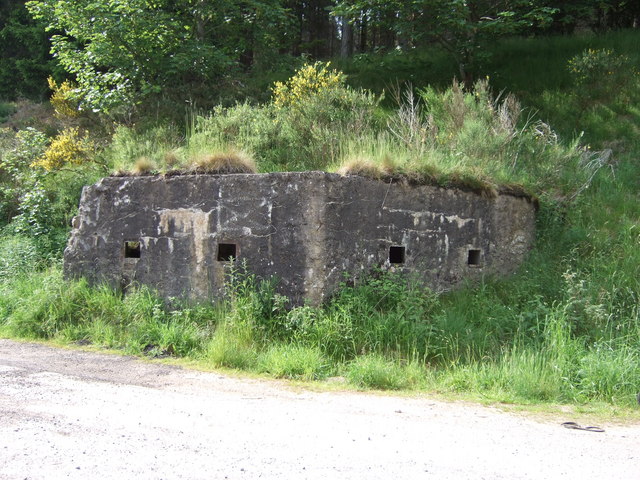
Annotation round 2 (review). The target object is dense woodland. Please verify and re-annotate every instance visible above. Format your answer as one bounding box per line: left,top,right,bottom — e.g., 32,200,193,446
1,0,639,105
0,1,640,408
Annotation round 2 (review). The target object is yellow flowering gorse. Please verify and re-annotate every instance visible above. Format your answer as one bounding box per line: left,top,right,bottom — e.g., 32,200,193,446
33,127,92,171
48,77,79,119
272,62,345,109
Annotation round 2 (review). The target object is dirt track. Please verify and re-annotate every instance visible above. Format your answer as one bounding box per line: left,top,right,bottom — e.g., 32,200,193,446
0,339,638,479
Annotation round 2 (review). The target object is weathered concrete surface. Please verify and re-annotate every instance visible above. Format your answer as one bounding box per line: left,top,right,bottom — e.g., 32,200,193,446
64,172,536,304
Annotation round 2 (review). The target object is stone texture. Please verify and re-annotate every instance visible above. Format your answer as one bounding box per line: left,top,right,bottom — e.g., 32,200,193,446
64,172,537,304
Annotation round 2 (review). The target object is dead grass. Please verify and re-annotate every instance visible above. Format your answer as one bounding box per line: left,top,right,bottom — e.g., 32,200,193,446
131,156,156,175
189,150,257,174
337,157,391,179
163,150,181,168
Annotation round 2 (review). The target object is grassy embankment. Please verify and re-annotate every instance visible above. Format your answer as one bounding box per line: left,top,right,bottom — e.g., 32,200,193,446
0,30,639,413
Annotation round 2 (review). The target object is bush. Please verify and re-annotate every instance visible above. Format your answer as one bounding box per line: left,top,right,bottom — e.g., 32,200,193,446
568,48,638,107
48,77,80,119
272,62,344,110
33,127,93,171
0,234,42,280
188,63,381,172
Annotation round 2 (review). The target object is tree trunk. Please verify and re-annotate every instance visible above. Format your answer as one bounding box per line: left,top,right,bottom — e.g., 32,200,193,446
359,12,368,53
340,17,353,58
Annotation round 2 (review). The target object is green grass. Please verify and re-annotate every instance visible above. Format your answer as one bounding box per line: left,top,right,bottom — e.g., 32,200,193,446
258,344,328,380
345,354,425,390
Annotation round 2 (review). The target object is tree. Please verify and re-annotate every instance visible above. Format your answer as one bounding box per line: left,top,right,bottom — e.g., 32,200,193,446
26,0,292,114
542,0,640,33
333,1,557,85
0,0,53,100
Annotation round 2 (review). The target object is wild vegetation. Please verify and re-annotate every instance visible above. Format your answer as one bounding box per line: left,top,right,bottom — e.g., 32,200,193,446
0,1,639,411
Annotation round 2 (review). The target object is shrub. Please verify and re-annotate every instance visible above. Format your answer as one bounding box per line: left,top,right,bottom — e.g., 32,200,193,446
272,62,344,110
12,181,53,236
0,128,49,227
33,127,93,171
48,77,79,119
567,48,638,106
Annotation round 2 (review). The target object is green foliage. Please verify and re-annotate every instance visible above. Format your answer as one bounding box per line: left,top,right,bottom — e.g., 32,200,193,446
0,266,219,355
0,127,49,225
204,319,257,370
0,2,53,100
12,180,53,236
0,126,100,262
183,74,381,171
333,0,557,82
568,48,639,107
0,233,43,280
26,0,292,114
0,102,16,123
335,79,586,199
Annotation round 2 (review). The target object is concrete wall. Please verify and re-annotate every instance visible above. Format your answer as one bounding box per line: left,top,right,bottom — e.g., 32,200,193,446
63,172,537,304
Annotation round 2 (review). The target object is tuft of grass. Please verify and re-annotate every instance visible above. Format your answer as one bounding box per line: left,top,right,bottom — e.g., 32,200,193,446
189,150,257,174
345,354,425,390
258,343,328,380
163,149,181,168
336,156,391,179
132,156,156,175
204,319,257,369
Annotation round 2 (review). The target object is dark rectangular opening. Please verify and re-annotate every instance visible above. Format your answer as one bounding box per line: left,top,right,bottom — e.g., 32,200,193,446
468,249,481,266
124,241,141,259
217,243,237,262
389,246,405,264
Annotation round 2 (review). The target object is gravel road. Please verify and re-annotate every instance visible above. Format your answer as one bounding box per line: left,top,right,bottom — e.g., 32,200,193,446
0,339,638,479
